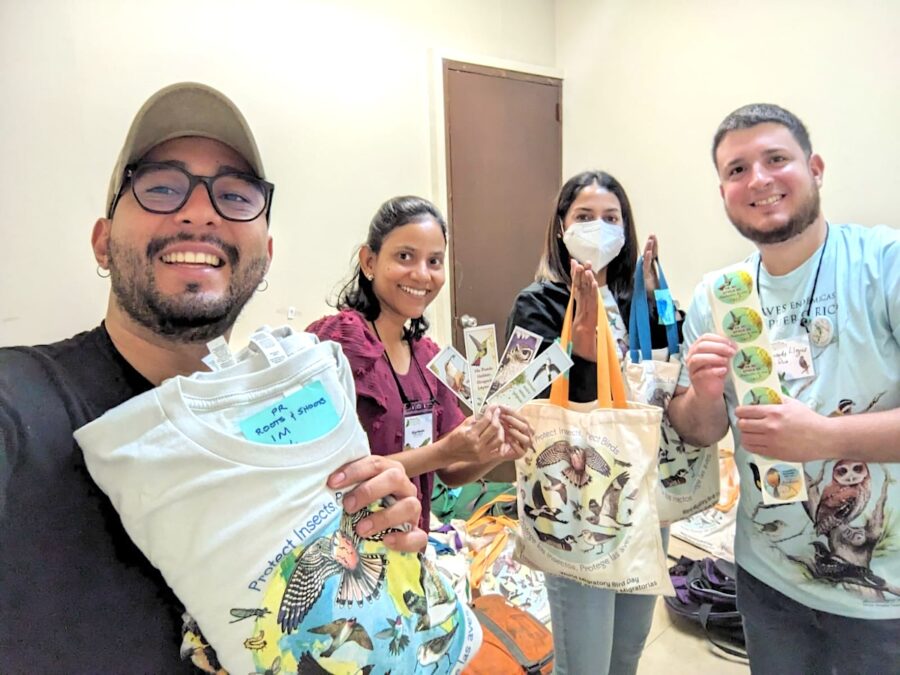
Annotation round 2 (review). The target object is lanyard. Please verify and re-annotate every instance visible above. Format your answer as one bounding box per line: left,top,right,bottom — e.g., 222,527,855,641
371,322,435,406
756,225,829,333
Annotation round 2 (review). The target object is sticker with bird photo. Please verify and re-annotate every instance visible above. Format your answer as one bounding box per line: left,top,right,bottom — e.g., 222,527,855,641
771,336,816,381
755,455,808,504
463,324,499,413
483,326,544,403
426,346,475,411
487,342,574,410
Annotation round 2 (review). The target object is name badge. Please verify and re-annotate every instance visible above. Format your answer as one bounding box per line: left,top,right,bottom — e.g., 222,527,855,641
771,336,815,381
403,401,434,451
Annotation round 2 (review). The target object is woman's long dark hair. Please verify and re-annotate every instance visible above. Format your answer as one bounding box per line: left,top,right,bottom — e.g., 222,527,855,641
534,170,639,319
336,195,448,341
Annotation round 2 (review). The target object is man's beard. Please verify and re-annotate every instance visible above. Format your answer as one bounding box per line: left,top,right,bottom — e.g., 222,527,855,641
727,185,821,245
107,233,268,343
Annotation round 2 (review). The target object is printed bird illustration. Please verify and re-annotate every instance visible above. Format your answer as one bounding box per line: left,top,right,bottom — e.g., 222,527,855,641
542,474,568,505
376,615,411,655
806,541,887,588
579,529,616,553
536,441,611,487
416,621,459,672
571,499,583,521
596,472,631,525
403,559,458,632
252,656,281,675
814,460,872,535
755,519,787,537
798,354,810,374
717,275,733,293
532,360,562,386
523,481,568,524
534,529,578,551
278,507,387,635
309,617,373,658
296,652,330,675
661,468,689,488
444,360,471,399
647,387,671,410
467,334,490,366
180,615,225,675
735,350,754,374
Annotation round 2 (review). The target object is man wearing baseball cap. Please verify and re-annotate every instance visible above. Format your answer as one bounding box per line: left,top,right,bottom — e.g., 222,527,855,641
0,83,425,670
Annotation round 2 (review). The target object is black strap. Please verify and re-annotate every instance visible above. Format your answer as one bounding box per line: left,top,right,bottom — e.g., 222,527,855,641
371,321,435,405
698,603,748,659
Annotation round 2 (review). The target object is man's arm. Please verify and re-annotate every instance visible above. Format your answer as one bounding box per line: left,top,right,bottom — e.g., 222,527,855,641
667,382,730,448
736,397,900,462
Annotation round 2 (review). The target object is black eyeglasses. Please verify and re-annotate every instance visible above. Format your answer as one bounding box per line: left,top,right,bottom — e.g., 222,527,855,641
115,162,274,222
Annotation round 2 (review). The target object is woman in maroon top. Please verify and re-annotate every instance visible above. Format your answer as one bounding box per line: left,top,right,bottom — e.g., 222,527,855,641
307,196,532,529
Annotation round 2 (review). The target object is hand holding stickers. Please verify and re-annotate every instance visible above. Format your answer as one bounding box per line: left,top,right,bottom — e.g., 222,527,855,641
706,263,808,505
427,324,572,414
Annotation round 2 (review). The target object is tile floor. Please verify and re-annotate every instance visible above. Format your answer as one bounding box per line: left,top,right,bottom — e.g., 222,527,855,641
636,537,749,675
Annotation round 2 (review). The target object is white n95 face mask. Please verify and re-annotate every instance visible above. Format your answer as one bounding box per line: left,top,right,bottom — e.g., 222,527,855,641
562,218,626,271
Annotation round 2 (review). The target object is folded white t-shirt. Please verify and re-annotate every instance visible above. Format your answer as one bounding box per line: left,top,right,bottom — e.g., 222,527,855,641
75,336,480,674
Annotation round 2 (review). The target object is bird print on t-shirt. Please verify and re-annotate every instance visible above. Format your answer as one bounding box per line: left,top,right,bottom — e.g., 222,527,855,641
277,507,387,635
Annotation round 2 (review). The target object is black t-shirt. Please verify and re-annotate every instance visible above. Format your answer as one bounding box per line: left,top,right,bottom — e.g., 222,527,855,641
506,280,683,403
0,325,197,672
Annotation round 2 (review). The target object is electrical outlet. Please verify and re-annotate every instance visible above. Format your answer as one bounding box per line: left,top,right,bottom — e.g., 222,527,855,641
287,306,296,320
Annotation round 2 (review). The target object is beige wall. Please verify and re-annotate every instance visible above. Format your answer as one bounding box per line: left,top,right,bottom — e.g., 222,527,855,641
3,0,899,349
555,0,900,306
0,0,555,347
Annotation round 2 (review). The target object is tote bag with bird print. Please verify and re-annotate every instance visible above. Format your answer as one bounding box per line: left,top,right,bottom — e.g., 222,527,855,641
513,290,674,594
625,258,720,526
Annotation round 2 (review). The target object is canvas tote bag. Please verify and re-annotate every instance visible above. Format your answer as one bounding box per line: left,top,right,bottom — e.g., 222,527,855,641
625,258,720,526
513,289,674,594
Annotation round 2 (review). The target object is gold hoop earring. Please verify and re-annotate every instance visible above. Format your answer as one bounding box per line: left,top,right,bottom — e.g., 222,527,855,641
96,265,111,278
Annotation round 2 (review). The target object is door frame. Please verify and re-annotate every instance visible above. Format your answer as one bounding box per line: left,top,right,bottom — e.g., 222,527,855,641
426,49,563,346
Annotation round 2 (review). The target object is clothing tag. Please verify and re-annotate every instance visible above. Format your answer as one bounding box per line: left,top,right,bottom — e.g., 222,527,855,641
654,288,676,326
755,455,808,505
238,380,340,445
249,331,288,366
201,354,220,371
771,336,815,381
403,401,434,451
206,336,236,370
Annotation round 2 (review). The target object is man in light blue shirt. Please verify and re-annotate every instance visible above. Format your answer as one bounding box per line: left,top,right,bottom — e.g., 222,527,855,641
668,104,900,673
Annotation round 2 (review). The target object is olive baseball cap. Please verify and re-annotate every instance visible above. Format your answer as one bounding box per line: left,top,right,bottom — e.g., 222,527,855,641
106,82,265,217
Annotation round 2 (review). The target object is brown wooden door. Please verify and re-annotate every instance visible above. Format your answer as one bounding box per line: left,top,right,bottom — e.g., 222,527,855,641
444,60,562,352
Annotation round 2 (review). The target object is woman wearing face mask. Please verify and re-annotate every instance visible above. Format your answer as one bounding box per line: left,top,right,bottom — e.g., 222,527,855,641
506,171,680,675
308,196,533,532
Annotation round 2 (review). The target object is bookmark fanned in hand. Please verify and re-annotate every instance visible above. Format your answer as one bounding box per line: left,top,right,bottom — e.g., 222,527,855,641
426,346,475,411
483,326,543,403
487,342,573,410
464,324,499,413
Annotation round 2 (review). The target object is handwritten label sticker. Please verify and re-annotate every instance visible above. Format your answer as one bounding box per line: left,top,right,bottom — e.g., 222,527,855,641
771,336,815,381
238,380,339,445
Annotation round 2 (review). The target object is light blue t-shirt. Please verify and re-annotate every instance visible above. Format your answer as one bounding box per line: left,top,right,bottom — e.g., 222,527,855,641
679,224,900,619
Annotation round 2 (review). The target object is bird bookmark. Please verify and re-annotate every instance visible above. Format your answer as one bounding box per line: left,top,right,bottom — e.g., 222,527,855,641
463,324,499,413
486,342,573,410
426,345,476,411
